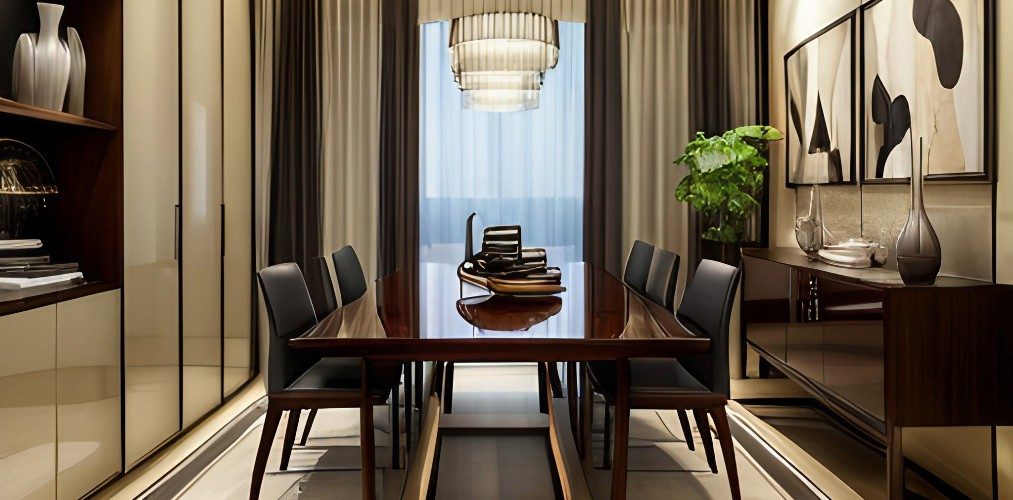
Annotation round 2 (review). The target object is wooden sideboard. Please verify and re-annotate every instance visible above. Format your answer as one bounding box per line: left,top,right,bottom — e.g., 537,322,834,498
741,248,1013,498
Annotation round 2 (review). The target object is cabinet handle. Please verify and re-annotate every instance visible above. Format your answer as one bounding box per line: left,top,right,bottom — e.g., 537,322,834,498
220,204,225,257
174,204,181,261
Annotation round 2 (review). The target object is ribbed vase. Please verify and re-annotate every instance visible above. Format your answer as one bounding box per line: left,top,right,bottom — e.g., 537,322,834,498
895,138,941,285
32,2,71,111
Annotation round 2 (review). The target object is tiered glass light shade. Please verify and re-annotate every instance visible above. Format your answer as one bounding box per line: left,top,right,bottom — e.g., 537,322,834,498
449,12,559,112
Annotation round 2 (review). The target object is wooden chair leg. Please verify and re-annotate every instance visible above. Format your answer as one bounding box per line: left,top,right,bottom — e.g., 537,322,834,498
602,402,612,469
390,388,401,469
580,363,591,459
250,404,283,500
677,409,695,451
711,406,741,500
537,363,548,413
610,359,630,500
566,362,578,449
694,409,718,473
443,362,455,414
299,409,317,446
414,362,423,409
404,362,413,456
279,409,300,471
361,374,376,499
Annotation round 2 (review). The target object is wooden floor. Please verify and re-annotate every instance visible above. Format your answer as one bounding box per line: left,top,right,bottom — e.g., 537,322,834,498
144,364,791,499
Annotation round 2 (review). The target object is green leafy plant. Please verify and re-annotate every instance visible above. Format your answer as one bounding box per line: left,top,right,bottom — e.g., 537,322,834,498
674,125,784,243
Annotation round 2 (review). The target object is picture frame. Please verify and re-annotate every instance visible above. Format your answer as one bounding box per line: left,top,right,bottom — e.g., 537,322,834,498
783,12,857,187
860,0,995,184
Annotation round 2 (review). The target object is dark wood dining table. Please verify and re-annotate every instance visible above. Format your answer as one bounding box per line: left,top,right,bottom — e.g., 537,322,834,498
289,261,710,500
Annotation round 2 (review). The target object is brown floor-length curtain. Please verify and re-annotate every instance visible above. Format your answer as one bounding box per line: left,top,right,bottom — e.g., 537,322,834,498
268,0,324,305
686,0,765,272
584,0,624,276
319,0,382,285
621,0,691,302
584,0,625,340
378,0,420,338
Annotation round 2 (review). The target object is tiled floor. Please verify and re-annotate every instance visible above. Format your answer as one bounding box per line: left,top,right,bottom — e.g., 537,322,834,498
165,364,789,499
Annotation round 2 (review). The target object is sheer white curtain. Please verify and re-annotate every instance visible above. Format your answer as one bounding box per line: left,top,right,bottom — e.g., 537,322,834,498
419,21,585,267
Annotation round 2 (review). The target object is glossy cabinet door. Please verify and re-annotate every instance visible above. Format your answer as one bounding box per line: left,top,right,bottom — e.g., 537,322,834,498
742,256,789,362
181,0,224,426
123,0,182,468
823,323,884,421
56,291,121,500
222,0,254,398
0,306,57,500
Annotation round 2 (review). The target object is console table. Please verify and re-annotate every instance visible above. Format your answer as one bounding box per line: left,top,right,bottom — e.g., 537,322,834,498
741,248,1012,498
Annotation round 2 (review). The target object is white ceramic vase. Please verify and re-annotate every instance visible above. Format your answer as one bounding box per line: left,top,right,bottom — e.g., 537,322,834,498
12,33,36,106
66,27,86,115
12,3,72,111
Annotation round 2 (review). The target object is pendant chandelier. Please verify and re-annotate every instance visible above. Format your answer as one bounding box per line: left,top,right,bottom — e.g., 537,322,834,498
449,12,560,112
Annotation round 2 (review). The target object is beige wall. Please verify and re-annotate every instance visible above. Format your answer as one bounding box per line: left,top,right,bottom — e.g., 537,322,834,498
768,0,1010,495
769,0,993,280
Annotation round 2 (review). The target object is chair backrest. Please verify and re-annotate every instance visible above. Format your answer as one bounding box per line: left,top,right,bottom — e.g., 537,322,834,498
623,240,654,293
332,245,368,305
257,262,318,393
676,259,741,396
644,247,681,312
309,256,338,320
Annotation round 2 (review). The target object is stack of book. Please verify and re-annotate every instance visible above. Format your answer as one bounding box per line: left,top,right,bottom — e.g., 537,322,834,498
0,239,83,290
458,220,565,296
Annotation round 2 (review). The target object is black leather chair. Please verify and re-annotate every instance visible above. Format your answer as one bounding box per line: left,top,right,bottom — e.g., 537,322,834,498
329,245,407,463
623,239,654,293
591,260,743,499
644,246,681,312
251,263,400,500
588,242,694,464
307,256,338,321
331,245,368,305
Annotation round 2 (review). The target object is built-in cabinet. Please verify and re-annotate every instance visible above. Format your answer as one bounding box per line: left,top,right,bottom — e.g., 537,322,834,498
0,291,121,500
180,0,225,427
124,0,254,469
123,0,181,467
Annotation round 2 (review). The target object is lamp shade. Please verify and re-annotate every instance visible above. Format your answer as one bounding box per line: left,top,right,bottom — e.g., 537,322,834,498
449,12,559,111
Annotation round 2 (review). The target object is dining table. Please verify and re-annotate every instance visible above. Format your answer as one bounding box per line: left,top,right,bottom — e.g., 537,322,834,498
289,260,711,500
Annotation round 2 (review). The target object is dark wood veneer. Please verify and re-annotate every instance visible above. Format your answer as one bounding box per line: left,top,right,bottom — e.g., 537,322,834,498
742,248,1012,498
0,0,123,317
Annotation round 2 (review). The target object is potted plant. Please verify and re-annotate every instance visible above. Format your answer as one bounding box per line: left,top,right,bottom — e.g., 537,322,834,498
674,125,783,264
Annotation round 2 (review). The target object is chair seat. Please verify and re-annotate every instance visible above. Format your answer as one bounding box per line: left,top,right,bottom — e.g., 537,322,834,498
287,357,402,397
588,358,708,401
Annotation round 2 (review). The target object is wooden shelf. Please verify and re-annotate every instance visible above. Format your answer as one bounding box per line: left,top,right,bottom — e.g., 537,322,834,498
0,98,116,131
0,280,119,316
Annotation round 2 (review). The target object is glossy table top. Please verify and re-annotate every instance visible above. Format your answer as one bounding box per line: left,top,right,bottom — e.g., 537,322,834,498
290,262,709,361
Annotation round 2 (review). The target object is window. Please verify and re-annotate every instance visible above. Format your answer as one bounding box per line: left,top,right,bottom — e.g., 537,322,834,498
419,21,585,267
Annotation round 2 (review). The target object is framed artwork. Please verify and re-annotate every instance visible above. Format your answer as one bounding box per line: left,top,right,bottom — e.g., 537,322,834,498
784,13,856,187
861,0,993,182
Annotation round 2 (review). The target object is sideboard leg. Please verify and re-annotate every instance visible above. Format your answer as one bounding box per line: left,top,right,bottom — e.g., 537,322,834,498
887,426,904,499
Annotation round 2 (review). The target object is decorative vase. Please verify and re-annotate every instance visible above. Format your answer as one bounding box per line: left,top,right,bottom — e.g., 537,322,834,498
895,138,941,285
795,184,824,256
12,33,36,105
66,27,86,116
12,3,71,111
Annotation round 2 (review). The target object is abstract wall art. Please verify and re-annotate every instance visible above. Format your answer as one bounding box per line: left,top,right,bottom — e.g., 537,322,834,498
862,0,991,180
784,13,856,186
